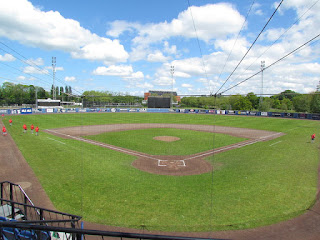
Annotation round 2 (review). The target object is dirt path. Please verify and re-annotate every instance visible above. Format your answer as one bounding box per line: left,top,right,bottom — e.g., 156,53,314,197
1,121,320,239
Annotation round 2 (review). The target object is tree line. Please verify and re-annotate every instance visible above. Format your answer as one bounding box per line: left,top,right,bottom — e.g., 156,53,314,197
82,90,143,106
180,90,320,113
0,82,74,106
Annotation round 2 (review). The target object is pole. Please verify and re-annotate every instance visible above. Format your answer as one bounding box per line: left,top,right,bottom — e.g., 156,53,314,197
52,57,56,100
170,66,174,108
260,61,265,109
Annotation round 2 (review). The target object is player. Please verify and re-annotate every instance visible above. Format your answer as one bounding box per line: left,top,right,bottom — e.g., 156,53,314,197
23,124,27,133
311,133,315,143
31,124,34,134
2,126,7,136
9,119,12,126
35,126,39,136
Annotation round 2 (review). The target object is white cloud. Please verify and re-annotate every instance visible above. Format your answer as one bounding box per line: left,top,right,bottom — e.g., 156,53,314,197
93,65,134,76
106,20,141,38
131,3,244,45
92,65,144,82
147,51,170,62
23,66,49,74
252,3,263,16
182,83,193,88
0,53,15,62
17,76,25,80
0,0,129,64
136,82,153,89
71,38,128,65
46,66,64,71
163,41,177,55
65,76,76,82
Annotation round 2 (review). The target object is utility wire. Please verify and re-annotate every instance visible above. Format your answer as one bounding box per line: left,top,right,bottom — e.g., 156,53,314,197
216,0,256,87
0,42,82,95
215,0,284,95
219,33,320,95
187,0,211,94
224,0,320,90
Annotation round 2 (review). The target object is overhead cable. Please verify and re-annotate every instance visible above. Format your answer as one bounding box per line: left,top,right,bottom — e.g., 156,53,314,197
219,33,320,95
215,0,284,95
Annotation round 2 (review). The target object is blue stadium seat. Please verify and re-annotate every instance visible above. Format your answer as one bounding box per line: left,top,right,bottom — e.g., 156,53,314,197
39,230,51,240
2,228,19,240
16,230,37,240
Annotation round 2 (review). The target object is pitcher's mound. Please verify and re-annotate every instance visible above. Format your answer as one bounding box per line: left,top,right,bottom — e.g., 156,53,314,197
153,136,180,142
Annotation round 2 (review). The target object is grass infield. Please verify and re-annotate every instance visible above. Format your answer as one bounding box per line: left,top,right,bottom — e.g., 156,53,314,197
4,112,320,231
83,128,246,155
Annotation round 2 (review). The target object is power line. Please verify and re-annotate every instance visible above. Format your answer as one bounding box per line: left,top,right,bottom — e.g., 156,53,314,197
187,0,211,94
216,0,256,86
223,0,320,91
0,42,82,95
215,0,284,95
219,33,320,95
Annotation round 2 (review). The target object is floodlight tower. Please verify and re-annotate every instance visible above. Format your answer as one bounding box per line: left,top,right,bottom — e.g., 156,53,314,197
170,65,174,108
259,60,265,108
52,57,56,100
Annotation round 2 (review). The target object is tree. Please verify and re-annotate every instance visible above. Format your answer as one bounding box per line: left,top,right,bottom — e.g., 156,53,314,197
310,92,320,113
272,99,281,109
292,95,311,112
230,95,252,110
280,98,293,111
246,92,259,109
259,97,272,112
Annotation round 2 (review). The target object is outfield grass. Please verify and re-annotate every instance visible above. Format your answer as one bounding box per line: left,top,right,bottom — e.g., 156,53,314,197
84,128,246,155
4,113,320,231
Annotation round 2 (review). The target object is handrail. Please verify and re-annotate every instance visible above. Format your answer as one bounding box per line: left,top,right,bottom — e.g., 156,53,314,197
0,198,81,220
0,221,228,240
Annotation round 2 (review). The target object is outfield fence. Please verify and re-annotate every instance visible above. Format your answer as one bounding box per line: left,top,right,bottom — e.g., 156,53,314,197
1,107,319,121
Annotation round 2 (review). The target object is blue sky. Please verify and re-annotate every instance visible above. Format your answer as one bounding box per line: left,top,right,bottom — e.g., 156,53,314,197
0,0,319,97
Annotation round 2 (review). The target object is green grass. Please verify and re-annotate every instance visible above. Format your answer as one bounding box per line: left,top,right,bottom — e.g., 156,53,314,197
4,113,320,231
83,128,246,155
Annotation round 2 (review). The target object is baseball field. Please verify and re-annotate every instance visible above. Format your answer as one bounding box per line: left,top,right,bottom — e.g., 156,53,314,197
4,112,320,232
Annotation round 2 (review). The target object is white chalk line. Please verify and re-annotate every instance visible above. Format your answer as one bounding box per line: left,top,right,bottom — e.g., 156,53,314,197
269,141,282,146
46,129,283,165
158,160,186,167
45,129,161,161
47,137,66,145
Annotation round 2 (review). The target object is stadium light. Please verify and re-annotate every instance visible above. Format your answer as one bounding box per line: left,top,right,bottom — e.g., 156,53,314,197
170,65,174,108
260,60,265,109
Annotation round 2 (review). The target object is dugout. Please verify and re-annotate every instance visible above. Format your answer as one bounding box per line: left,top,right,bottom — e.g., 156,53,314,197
147,96,170,108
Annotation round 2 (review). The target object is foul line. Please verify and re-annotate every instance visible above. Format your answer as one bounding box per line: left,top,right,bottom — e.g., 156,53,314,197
269,141,282,146
47,137,66,145
45,129,283,163
45,129,161,161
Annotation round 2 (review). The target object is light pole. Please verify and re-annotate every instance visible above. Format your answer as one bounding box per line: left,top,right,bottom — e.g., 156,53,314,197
170,65,174,108
52,57,56,100
259,60,265,109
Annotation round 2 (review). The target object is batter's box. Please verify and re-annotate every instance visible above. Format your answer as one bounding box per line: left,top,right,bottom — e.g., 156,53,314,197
158,160,186,167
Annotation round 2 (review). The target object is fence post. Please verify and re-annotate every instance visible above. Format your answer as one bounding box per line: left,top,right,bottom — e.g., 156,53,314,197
0,182,3,205
10,183,15,219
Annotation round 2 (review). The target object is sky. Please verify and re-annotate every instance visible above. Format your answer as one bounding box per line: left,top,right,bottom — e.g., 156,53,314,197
0,0,319,97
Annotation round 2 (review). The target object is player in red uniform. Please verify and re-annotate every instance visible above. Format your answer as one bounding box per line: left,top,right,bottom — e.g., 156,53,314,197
31,124,34,134
2,126,7,136
35,126,39,136
23,124,27,133
311,133,315,143
9,119,12,126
